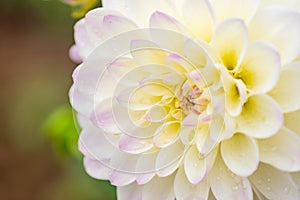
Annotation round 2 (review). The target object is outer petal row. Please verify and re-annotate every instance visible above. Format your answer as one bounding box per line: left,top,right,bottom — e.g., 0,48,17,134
249,6,300,65
249,163,300,200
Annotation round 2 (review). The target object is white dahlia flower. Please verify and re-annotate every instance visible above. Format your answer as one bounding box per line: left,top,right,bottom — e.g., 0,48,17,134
70,0,300,199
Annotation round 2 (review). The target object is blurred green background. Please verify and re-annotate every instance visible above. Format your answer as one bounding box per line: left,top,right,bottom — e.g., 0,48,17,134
0,0,116,199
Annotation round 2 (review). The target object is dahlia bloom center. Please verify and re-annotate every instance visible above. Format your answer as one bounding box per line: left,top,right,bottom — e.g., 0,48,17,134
177,78,208,115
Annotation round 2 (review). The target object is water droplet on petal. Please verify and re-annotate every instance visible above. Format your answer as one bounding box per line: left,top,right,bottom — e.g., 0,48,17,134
232,185,239,191
267,186,272,191
242,180,248,189
284,186,290,194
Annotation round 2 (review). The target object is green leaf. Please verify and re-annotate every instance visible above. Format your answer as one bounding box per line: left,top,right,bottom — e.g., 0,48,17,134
43,104,81,159
62,0,101,18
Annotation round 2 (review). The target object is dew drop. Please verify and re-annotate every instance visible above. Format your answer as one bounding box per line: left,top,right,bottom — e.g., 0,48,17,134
123,3,129,11
267,178,271,182
232,185,239,191
266,186,272,191
284,186,290,194
242,180,248,189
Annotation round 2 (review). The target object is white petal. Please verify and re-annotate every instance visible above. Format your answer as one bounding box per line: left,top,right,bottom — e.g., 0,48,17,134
75,9,138,60
136,173,155,186
150,28,185,55
107,57,137,81
110,103,161,138
258,127,300,172
85,8,133,38
164,53,195,73
260,0,300,13
221,67,247,116
222,114,236,139
102,0,125,10
221,133,259,177
212,18,248,70
153,122,181,148
109,170,136,187
184,39,207,67
118,134,153,154
209,91,225,115
249,163,300,200
184,145,217,184
208,155,253,200
235,94,283,138
284,109,300,135
150,11,188,34
72,55,117,117
210,0,259,23
179,127,196,145
130,39,166,66
249,6,300,65
101,14,138,35
182,0,214,42
237,41,281,94
103,0,177,27
188,67,220,90
156,140,185,177
196,116,224,155
269,62,300,112
135,153,158,184
74,19,95,60
90,98,119,133
142,175,176,200
174,167,210,200
108,152,137,186
78,125,115,160
117,182,143,200
69,44,81,63
184,145,207,184
83,157,111,180
182,113,199,127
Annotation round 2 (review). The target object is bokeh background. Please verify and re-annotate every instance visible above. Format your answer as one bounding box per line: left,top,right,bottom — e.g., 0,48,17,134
0,0,116,199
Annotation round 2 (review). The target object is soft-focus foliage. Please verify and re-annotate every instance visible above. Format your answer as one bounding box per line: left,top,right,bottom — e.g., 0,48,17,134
43,105,81,159
62,0,101,18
